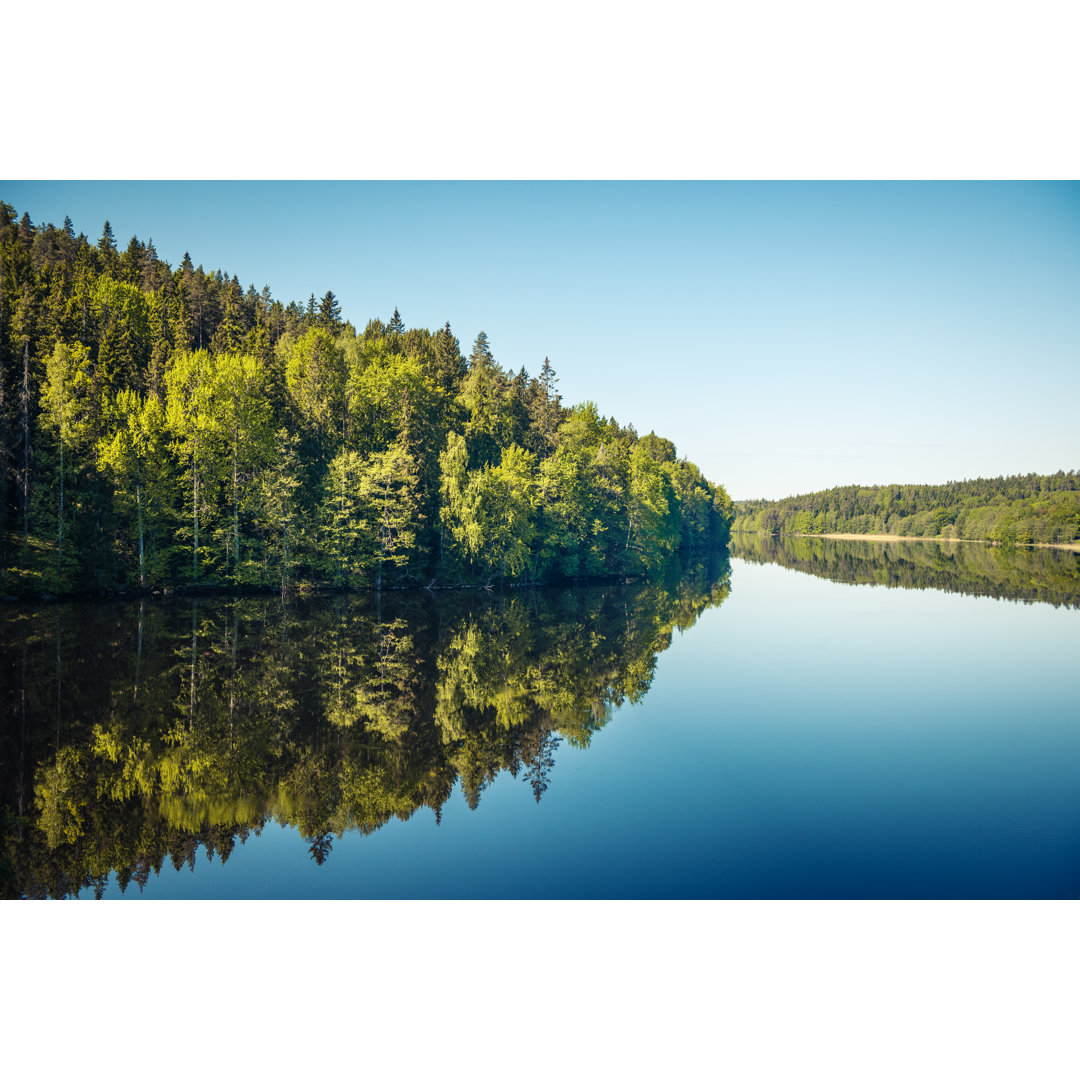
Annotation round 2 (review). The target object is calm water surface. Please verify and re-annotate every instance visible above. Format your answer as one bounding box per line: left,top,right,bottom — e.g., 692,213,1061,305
3,540,1078,898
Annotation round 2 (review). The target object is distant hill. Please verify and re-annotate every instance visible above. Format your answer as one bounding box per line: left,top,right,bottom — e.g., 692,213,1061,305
734,471,1080,546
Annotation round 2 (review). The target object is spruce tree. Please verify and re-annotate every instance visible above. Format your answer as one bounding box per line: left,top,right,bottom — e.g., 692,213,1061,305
469,331,493,369
142,238,159,291
122,235,144,285
319,290,342,331
435,321,466,392
97,221,118,277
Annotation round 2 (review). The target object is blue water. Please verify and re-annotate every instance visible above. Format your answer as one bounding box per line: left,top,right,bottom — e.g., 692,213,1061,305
95,556,1080,899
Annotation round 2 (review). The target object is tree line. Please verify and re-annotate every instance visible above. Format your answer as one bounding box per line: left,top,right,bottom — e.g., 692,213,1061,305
0,203,734,596
734,472,1079,546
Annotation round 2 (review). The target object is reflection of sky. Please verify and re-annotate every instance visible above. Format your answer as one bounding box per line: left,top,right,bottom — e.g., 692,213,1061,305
6,180,1079,501
108,557,1080,899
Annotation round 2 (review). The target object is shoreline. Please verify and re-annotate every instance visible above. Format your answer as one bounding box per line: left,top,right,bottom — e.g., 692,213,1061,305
744,531,1080,553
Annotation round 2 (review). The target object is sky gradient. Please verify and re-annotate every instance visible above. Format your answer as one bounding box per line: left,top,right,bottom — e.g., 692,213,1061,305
4,180,1077,500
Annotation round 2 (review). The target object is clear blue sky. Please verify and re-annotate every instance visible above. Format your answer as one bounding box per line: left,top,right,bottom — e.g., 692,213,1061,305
4,180,1078,500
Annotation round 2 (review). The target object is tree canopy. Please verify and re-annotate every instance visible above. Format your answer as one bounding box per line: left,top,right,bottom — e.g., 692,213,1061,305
735,473,1080,547
0,202,734,596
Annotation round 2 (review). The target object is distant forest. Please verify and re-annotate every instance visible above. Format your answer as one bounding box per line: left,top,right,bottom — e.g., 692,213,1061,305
735,472,1080,545
0,203,734,597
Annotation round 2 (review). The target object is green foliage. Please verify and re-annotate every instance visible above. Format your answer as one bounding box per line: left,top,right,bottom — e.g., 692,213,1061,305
41,342,93,453
93,276,151,398
734,472,1080,548
0,201,731,597
164,350,219,582
256,428,303,591
466,443,537,580
285,327,345,455
627,443,679,571
367,442,421,579
97,390,173,586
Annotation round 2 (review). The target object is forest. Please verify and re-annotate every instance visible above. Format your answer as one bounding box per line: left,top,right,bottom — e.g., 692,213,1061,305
734,473,1080,546
0,203,734,598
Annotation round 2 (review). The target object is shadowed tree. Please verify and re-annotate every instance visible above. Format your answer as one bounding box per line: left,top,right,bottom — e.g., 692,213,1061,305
318,291,342,332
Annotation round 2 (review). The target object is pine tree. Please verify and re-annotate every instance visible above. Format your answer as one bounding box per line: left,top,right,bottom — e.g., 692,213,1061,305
97,221,118,277
121,235,144,285
531,356,562,457
318,290,342,331
434,321,466,393
142,238,159,291
60,217,76,270
469,331,493,369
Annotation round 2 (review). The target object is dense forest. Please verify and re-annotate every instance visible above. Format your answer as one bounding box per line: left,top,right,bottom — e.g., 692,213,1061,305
734,473,1080,546
0,558,730,898
0,203,733,597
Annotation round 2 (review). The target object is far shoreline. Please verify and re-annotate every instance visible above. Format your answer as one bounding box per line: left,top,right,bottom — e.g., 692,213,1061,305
735,530,1080,553
734,527,1080,552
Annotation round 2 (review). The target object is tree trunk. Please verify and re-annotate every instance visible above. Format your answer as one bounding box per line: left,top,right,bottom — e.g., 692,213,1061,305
282,526,288,595
232,425,240,577
57,437,64,588
55,613,62,748
189,601,197,730
192,450,199,582
0,351,7,535
230,608,238,742
136,484,145,588
20,341,30,574
134,599,144,704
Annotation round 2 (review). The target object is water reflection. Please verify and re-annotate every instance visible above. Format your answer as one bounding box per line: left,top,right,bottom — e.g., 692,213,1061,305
729,532,1080,608
0,554,730,898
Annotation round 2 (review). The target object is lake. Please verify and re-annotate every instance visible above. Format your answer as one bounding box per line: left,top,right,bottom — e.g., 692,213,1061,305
2,538,1078,899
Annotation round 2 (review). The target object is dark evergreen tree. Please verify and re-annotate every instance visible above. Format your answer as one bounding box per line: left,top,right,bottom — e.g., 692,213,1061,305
318,290,342,331
97,221,118,277
469,330,493,369
434,321,466,393
121,235,144,285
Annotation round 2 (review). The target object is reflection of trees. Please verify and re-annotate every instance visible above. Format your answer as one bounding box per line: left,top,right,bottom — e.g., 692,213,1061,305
731,532,1080,609
307,832,333,866
0,552,730,898
520,727,561,804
